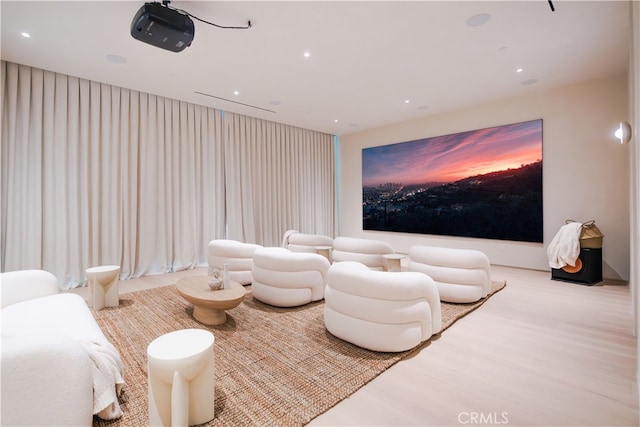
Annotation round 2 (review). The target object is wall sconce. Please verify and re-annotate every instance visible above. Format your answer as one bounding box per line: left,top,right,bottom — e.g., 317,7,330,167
614,121,632,144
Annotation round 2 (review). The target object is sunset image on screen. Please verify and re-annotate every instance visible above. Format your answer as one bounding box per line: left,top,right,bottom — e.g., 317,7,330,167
362,119,543,243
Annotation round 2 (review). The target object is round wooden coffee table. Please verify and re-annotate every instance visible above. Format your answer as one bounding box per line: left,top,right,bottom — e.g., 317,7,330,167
176,276,246,325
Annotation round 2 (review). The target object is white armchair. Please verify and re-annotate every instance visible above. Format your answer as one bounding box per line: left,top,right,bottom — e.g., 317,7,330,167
324,261,441,352
208,239,263,285
281,229,334,253
331,236,395,269
252,247,330,307
408,245,491,303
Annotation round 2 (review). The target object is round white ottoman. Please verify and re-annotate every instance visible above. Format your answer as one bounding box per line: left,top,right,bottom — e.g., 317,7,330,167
147,329,215,426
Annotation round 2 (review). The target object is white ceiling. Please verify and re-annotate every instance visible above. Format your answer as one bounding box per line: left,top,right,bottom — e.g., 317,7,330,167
0,1,631,136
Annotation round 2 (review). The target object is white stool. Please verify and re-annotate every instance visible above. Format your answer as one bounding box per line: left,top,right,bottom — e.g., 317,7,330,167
383,254,404,272
85,265,120,310
147,329,215,427
315,245,333,263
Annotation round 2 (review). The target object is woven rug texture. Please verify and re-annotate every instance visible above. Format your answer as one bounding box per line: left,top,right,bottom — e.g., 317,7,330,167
92,280,505,426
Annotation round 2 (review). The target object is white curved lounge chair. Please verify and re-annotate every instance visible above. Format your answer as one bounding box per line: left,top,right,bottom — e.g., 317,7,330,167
324,261,441,352
331,236,395,270
252,247,330,307
207,239,263,285
408,245,491,303
281,229,334,253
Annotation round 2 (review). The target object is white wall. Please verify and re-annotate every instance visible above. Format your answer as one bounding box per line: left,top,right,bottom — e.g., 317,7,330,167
629,0,640,403
338,74,630,281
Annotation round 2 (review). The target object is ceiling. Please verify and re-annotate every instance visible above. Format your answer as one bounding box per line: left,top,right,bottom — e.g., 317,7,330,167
0,1,632,136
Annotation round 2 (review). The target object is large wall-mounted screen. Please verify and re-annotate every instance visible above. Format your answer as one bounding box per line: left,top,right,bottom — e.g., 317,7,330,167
362,119,543,243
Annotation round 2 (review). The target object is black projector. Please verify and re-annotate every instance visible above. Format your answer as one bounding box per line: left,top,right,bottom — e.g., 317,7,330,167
131,2,195,52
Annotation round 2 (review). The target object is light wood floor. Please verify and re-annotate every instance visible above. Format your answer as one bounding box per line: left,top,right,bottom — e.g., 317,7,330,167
311,265,638,427
73,265,639,426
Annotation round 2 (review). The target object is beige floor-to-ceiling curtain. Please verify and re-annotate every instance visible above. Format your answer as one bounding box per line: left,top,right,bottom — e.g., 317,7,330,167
1,61,225,287
224,112,335,246
1,61,335,287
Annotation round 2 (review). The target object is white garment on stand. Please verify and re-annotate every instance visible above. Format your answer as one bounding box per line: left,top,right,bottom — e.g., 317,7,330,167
547,222,582,269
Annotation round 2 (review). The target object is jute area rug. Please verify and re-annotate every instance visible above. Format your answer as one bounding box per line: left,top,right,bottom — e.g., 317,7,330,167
92,280,505,426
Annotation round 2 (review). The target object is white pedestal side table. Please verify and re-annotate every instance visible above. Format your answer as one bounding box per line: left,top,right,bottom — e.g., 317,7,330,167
147,329,215,427
86,265,120,310
315,245,333,263
383,254,404,272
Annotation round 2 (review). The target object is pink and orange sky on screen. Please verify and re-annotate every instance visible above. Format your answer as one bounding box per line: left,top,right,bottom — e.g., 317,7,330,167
362,119,542,187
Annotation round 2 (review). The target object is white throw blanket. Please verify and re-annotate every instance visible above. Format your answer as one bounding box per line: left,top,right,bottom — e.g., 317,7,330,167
547,222,583,269
81,340,125,420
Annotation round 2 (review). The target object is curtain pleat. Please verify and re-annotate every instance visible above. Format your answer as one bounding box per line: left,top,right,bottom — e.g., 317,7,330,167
121,88,140,278
1,63,44,270
1,61,334,287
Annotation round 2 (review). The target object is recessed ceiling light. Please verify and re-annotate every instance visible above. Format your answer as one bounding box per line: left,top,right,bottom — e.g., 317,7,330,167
404,99,410,104
21,32,31,38
234,91,240,95
516,68,523,73
334,119,339,123
303,51,311,58
466,13,491,27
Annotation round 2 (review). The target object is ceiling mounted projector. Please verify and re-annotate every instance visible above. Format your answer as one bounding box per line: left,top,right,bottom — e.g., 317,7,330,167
131,2,195,52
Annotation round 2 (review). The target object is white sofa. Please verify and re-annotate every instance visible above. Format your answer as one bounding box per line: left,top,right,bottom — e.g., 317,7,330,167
324,261,442,352
331,236,395,270
252,247,330,307
281,229,334,253
208,239,263,285
1,270,124,426
408,245,492,303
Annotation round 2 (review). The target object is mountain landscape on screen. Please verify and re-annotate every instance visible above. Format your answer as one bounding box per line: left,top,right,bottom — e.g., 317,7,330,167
362,119,543,243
